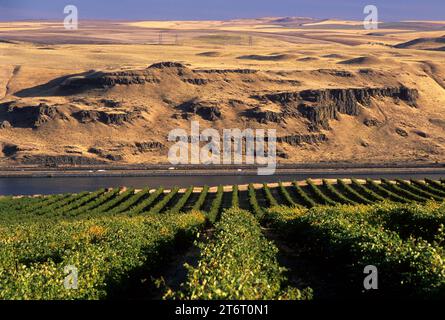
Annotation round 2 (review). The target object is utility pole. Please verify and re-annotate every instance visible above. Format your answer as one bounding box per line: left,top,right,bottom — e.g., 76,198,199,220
159,32,163,45
248,35,253,47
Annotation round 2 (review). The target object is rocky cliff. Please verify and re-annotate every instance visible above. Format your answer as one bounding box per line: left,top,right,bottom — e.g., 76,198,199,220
254,86,419,129
0,102,67,128
0,61,436,166
73,109,143,126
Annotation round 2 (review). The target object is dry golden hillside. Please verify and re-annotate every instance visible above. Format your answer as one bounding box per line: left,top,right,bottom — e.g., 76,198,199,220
1,18,445,166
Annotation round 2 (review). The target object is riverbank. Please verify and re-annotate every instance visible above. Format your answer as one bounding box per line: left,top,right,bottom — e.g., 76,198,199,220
0,162,444,178
1,167,445,196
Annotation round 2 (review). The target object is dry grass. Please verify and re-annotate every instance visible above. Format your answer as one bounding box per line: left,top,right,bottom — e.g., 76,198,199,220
0,19,445,165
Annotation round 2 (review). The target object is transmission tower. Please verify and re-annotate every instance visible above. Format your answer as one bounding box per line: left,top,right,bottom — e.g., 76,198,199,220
248,35,253,46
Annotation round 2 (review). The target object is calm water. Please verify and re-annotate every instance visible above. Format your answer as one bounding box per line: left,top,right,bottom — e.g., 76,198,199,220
1,171,445,195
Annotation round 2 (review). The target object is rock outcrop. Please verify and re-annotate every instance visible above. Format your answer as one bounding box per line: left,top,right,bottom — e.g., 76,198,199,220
364,118,382,127
314,69,354,77
277,134,328,146
100,99,122,108
182,78,212,85
59,64,260,92
276,149,289,159
20,155,108,166
396,128,409,137
254,86,419,129
100,111,142,125
87,147,124,161
244,107,283,123
177,100,222,121
0,102,66,128
195,69,258,74
148,62,187,69
413,130,429,138
73,109,142,125
135,141,165,153
2,144,19,157
59,71,160,91
1,144,38,158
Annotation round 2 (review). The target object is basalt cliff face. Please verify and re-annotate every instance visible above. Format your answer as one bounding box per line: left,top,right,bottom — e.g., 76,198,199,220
253,87,419,130
0,62,443,166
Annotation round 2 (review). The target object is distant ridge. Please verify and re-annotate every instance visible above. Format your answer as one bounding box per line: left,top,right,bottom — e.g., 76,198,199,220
395,35,445,50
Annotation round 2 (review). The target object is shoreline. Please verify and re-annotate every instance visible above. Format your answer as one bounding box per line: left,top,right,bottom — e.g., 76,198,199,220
1,165,445,196
0,164,445,178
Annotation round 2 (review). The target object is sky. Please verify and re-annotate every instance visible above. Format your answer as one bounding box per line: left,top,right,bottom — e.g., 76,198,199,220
0,0,444,21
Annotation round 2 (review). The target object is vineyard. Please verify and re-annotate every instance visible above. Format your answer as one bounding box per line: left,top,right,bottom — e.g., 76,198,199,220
1,179,445,300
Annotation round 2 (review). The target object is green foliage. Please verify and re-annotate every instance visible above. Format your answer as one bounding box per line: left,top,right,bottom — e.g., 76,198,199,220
278,182,297,207
367,201,445,241
2,179,445,300
57,189,108,216
411,180,445,198
13,194,70,215
366,179,408,203
292,182,316,208
192,186,209,211
149,187,180,214
169,187,194,214
336,179,373,205
248,184,264,218
127,187,164,215
231,185,239,208
426,179,445,193
322,180,357,205
306,179,336,206
70,189,121,217
0,211,206,300
167,208,312,300
92,189,136,214
106,188,150,215
207,186,224,223
350,179,385,202
3,179,443,224
396,180,442,201
34,192,91,215
263,183,279,207
265,203,445,299
381,179,428,202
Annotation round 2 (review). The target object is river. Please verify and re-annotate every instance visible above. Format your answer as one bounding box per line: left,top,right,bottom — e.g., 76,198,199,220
1,170,445,195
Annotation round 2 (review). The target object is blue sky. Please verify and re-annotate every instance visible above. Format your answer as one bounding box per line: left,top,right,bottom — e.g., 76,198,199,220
0,0,444,21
